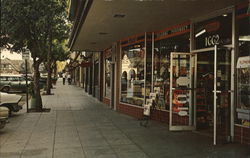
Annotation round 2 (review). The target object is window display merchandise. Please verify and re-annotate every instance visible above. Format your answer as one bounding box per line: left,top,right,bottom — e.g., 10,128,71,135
236,10,250,127
171,54,191,118
120,43,145,106
104,57,112,98
153,32,190,110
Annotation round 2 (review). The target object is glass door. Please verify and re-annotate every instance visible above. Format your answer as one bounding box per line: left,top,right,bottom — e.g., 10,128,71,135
169,52,195,131
195,46,232,145
213,45,232,145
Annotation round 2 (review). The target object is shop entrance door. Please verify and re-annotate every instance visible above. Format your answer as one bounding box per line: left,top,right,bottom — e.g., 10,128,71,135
195,45,232,145
169,52,195,131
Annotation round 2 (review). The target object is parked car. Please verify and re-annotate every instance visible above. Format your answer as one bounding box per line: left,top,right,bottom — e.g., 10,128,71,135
0,92,22,116
21,74,46,89
0,74,30,93
0,107,9,129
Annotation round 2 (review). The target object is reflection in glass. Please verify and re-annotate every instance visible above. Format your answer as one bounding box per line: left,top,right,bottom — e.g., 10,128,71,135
105,57,112,98
120,44,145,106
236,14,250,127
153,33,189,110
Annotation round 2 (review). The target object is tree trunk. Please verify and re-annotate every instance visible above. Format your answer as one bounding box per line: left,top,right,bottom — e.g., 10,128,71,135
53,61,57,78
33,61,43,110
46,63,52,94
46,30,52,95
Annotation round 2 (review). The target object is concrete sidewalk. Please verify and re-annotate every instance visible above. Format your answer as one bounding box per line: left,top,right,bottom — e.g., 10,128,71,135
0,79,249,158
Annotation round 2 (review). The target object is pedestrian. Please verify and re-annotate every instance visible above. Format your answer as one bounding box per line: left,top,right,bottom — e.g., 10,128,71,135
67,73,71,85
62,72,66,85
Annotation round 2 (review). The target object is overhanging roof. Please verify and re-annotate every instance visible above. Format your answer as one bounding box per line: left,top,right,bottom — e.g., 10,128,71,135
70,0,243,52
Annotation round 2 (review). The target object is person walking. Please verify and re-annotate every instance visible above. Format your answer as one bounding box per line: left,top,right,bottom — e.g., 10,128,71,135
67,73,71,85
62,72,66,85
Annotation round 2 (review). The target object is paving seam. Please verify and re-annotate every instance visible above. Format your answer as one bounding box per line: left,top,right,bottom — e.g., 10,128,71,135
71,109,87,158
19,112,42,158
100,103,151,158
51,110,57,158
0,112,27,147
95,120,121,158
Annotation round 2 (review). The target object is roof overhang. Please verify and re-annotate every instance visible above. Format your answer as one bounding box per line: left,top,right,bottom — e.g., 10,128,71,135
69,0,243,52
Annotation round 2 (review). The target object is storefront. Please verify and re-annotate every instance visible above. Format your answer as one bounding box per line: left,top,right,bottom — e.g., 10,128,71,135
115,4,249,145
190,8,234,145
70,1,249,145
235,3,250,144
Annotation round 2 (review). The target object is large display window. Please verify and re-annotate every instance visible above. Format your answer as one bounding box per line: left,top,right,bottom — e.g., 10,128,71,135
236,5,250,128
153,23,190,110
120,42,145,106
104,49,112,98
120,33,152,106
104,57,111,98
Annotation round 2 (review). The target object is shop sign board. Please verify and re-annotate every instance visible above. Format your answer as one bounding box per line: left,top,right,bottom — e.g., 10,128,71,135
155,22,190,40
194,14,232,49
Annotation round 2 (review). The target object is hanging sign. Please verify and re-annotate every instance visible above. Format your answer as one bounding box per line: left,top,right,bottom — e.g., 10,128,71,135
22,51,29,60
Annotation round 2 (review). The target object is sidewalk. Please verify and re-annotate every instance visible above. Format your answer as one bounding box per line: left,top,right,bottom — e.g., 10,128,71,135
0,79,249,158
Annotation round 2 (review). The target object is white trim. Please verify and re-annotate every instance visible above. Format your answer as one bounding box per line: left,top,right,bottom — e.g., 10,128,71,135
213,45,218,145
231,8,236,141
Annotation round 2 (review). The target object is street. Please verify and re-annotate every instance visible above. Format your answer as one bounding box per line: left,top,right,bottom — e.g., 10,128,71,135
0,79,249,158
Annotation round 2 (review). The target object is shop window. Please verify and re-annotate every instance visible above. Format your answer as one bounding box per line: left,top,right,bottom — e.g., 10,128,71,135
236,5,250,127
153,32,190,110
104,57,112,98
94,61,99,86
120,43,145,106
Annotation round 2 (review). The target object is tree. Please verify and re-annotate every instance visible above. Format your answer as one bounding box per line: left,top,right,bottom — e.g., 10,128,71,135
44,2,70,95
1,0,69,111
45,39,70,93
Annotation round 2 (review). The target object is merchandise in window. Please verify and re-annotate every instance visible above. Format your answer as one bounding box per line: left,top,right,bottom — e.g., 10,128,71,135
104,57,112,98
153,33,190,110
236,6,250,127
120,43,145,106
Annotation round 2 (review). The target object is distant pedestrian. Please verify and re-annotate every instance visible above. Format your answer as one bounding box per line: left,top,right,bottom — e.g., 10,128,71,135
62,72,66,85
67,73,71,85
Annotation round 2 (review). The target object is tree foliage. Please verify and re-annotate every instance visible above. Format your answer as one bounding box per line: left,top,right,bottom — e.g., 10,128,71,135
1,0,70,110
1,0,70,61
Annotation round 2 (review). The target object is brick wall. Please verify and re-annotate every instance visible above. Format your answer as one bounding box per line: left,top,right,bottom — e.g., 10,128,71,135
102,97,110,106
150,109,169,123
117,103,144,119
117,104,249,145
234,125,250,145
117,104,188,126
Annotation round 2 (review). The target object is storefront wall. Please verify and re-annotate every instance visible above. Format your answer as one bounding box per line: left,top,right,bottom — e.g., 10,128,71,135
102,48,112,106
234,3,250,144
92,52,102,101
114,3,249,145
